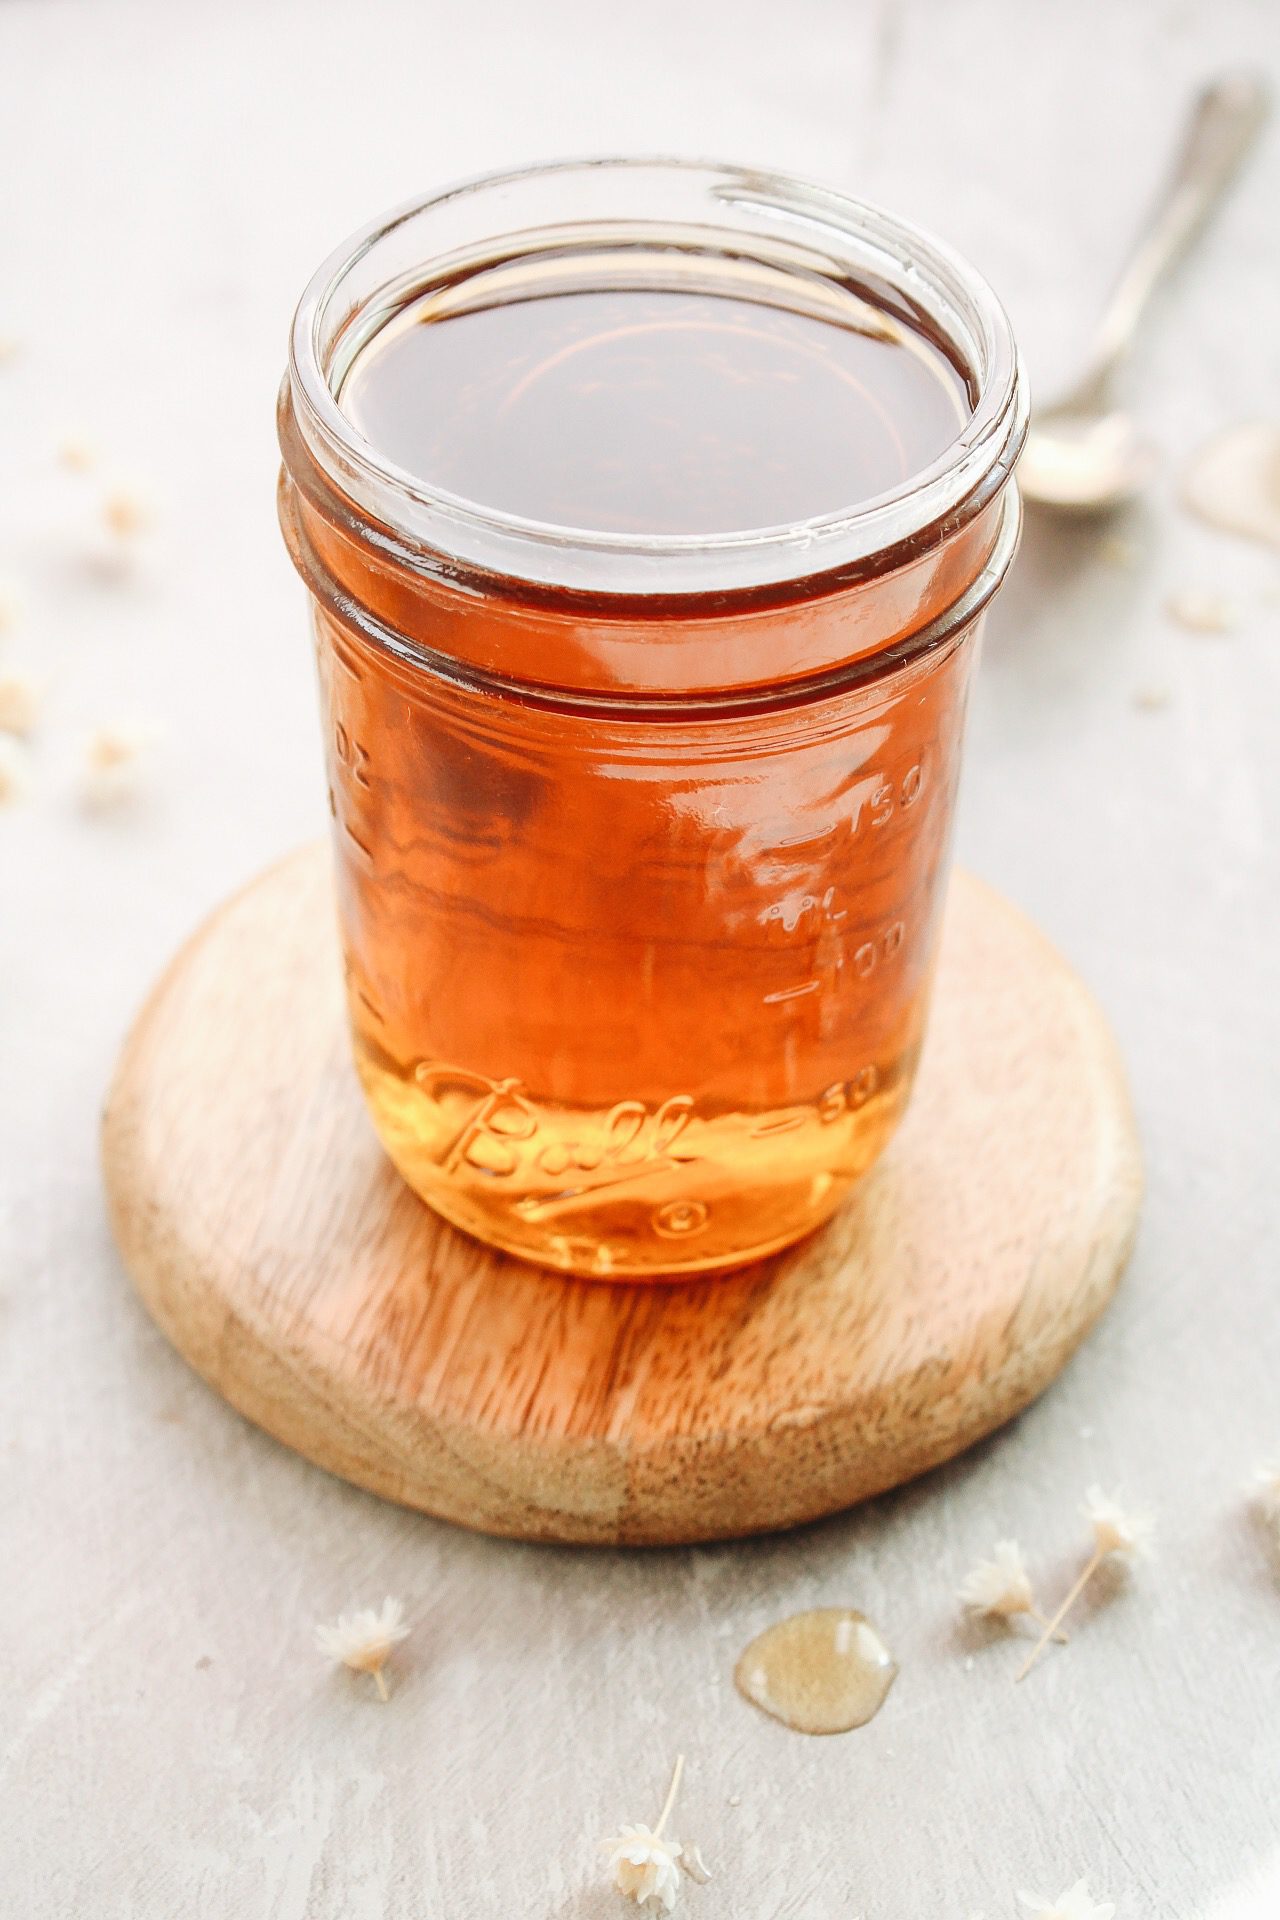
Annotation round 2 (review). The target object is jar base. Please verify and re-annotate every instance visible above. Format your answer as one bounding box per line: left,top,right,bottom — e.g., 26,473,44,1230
102,843,1141,1546
352,1047,915,1280
385,1175,846,1280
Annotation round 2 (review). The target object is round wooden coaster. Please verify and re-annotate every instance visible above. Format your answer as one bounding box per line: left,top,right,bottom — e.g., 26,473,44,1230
102,845,1141,1546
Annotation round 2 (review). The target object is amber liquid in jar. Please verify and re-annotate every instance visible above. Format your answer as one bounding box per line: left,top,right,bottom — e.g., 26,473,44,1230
303,242,983,1277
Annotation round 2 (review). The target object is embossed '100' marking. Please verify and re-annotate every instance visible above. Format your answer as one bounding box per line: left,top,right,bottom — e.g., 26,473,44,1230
851,920,905,977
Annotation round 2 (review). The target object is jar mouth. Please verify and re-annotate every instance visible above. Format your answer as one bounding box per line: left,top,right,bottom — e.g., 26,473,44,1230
287,157,1026,600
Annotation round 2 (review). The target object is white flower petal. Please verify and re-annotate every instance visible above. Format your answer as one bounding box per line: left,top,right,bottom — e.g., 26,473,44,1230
602,1759,691,1910
1019,1877,1116,1920
81,719,163,809
0,736,29,805
1247,1461,1280,1516
959,1539,1035,1617
0,673,40,738
315,1596,409,1673
1082,1485,1155,1559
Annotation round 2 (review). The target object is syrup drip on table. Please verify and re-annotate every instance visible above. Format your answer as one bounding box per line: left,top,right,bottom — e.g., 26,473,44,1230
734,1607,898,1734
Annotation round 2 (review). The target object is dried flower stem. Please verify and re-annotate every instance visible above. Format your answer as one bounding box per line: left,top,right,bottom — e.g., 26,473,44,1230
1016,1549,1102,1682
600,1756,692,1911
654,1755,684,1839
1028,1607,1070,1644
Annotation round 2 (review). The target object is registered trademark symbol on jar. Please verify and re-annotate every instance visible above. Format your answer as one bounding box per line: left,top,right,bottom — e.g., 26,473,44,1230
652,1198,710,1237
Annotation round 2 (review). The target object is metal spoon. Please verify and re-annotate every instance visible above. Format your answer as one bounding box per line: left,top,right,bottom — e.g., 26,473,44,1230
1019,72,1270,512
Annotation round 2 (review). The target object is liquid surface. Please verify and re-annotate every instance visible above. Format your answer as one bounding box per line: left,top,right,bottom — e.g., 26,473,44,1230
734,1608,898,1734
340,286,968,536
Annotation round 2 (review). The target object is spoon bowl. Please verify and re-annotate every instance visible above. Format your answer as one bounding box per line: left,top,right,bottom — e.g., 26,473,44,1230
1019,407,1159,512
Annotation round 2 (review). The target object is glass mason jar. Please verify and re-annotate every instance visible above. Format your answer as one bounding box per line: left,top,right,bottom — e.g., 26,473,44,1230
278,159,1025,1279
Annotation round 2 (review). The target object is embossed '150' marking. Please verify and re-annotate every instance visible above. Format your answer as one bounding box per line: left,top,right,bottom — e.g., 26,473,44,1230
862,758,925,830
413,1064,695,1181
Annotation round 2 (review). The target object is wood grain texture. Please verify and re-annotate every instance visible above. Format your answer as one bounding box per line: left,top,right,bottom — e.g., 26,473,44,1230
101,844,1140,1545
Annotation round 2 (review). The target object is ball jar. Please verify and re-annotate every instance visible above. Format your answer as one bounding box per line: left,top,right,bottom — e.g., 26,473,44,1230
278,159,1025,1277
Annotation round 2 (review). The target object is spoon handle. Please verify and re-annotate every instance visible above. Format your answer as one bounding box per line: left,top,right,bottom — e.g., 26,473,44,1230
1085,72,1269,394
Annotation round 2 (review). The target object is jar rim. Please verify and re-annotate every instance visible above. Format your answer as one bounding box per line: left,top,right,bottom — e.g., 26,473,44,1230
287,156,1026,599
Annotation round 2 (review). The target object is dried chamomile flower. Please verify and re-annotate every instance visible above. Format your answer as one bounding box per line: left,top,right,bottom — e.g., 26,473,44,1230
0,673,39,737
1165,588,1237,634
81,720,160,809
1100,533,1139,569
1017,1488,1155,1681
1082,1486,1156,1560
1246,1462,1280,1535
602,1826,683,1912
601,1755,706,1913
1247,1461,1280,1514
59,436,97,473
83,484,156,576
960,1540,1034,1619
0,736,29,805
959,1540,1070,1643
0,335,19,364
103,486,153,540
314,1596,409,1701
1018,1876,1116,1920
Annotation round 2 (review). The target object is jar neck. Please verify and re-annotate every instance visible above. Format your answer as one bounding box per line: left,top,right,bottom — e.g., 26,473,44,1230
280,388,1021,715
279,160,1026,702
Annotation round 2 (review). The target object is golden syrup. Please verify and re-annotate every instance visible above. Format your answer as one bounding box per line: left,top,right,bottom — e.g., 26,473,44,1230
279,166,1025,1277
735,1608,898,1734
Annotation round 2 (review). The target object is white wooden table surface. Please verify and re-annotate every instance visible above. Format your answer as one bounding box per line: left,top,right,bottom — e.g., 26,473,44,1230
2,2,1278,1914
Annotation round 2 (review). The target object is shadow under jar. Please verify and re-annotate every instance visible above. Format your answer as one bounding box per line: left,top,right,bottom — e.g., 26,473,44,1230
278,159,1026,1279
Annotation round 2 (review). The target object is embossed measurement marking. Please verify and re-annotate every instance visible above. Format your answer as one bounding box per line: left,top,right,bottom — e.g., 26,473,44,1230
341,820,375,861
763,916,906,1008
861,758,926,830
333,720,372,790
746,1065,880,1140
758,754,925,937
818,1065,879,1120
852,920,905,977
762,887,838,934
749,1111,808,1138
